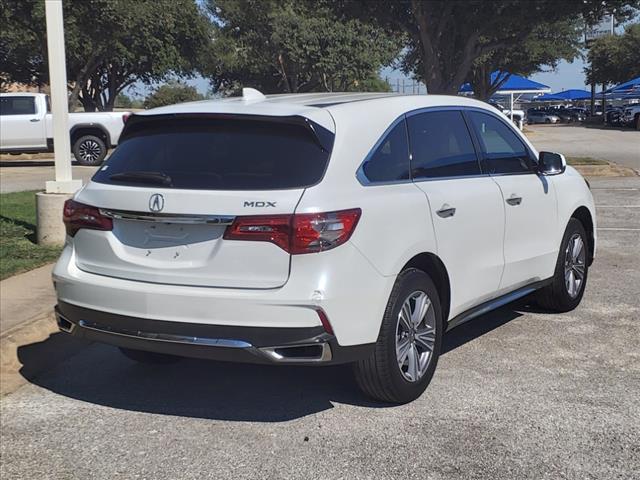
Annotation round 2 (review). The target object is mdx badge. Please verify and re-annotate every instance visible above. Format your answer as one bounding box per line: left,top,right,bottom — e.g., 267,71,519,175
149,193,165,212
244,201,276,207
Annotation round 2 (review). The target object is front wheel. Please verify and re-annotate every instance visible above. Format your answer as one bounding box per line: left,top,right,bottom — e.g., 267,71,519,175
537,218,589,312
353,268,443,404
73,134,107,166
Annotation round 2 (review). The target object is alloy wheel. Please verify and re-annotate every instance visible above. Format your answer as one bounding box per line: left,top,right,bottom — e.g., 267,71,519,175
396,291,436,382
78,139,102,163
564,233,586,298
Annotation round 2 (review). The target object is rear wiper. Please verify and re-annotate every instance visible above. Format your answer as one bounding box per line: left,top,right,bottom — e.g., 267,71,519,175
109,171,172,186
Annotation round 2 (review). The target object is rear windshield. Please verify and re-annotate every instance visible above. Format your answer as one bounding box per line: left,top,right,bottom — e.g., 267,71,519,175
92,117,332,190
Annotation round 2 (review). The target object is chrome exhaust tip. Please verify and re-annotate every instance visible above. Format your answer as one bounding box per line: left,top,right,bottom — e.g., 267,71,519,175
55,312,75,333
259,342,332,363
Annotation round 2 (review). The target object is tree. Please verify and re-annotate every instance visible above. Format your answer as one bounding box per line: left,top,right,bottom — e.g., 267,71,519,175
586,23,640,86
338,0,640,95
143,81,205,109
203,0,400,94
467,20,581,100
114,93,144,110
1,0,212,110
0,0,47,90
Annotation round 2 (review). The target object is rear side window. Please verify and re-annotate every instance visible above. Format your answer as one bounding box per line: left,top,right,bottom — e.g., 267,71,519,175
0,97,36,115
407,110,480,179
93,117,332,190
360,119,410,183
467,111,533,174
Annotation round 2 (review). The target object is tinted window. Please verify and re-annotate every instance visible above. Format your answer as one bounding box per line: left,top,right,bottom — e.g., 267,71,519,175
467,111,533,174
0,97,36,115
93,117,332,190
407,110,480,179
361,119,410,183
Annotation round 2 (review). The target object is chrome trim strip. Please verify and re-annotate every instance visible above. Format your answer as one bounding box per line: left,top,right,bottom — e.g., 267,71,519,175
77,320,252,348
100,209,235,225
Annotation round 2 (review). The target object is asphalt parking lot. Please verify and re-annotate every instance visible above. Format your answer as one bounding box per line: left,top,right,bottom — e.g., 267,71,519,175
0,176,638,480
526,124,639,171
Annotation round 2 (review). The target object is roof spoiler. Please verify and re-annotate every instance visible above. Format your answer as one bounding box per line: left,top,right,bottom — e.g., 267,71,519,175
121,112,334,152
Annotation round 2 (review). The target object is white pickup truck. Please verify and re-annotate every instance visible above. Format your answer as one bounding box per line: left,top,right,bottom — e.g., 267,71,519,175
0,93,129,165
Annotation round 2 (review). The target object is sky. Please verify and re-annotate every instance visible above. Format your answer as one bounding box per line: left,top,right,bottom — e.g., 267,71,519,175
154,57,590,98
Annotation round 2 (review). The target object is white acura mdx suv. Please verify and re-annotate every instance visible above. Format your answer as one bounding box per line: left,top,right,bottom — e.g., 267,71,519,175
54,90,596,403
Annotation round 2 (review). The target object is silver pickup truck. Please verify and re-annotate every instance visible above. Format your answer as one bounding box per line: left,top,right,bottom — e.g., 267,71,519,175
0,93,129,165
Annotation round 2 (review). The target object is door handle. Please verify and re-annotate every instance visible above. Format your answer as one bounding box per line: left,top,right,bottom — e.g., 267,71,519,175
436,204,456,218
30,118,40,122
506,194,523,206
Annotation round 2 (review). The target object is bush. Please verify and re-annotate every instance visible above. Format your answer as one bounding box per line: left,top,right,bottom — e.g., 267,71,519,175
143,82,205,109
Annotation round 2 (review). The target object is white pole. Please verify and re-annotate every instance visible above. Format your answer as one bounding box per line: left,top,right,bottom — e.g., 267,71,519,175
510,92,514,122
44,0,80,194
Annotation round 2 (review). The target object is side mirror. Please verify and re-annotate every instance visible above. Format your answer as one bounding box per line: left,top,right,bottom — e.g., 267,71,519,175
538,151,566,175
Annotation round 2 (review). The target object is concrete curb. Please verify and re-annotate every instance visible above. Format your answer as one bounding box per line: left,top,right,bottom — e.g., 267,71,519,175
0,311,90,396
0,263,90,396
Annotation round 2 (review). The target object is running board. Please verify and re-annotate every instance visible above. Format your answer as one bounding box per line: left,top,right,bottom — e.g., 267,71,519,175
446,279,552,332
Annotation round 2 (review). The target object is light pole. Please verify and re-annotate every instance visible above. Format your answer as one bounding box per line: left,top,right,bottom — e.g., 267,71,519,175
36,0,82,245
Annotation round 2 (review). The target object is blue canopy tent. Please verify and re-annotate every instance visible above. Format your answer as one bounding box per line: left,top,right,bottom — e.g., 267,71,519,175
535,93,565,102
552,89,592,101
604,77,640,99
459,72,551,124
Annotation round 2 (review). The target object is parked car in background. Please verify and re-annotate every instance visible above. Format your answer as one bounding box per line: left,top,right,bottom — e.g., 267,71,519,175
605,107,625,126
489,101,525,129
53,91,596,403
622,105,640,129
554,108,585,123
527,110,561,124
0,93,129,165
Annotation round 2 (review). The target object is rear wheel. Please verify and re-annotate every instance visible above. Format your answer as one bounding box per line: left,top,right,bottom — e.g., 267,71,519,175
119,347,182,364
353,268,443,404
537,218,589,312
73,134,107,166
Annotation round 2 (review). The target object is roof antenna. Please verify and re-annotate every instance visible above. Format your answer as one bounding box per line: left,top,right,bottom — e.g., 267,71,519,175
242,88,266,102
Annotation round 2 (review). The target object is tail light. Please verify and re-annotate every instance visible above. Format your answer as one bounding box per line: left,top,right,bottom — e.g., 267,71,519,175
224,208,361,255
63,199,113,237
122,113,131,124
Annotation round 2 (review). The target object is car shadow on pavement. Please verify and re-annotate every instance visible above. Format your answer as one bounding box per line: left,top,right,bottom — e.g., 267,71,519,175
17,303,526,422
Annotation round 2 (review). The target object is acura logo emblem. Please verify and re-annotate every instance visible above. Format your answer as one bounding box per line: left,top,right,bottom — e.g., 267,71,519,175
149,193,164,213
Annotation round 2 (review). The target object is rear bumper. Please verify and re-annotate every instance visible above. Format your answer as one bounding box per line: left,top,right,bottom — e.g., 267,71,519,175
53,240,395,347
56,301,374,365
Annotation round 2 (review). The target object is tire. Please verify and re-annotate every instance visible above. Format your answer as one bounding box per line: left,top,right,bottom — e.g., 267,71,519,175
635,114,639,131
119,347,182,364
537,218,589,312
545,118,551,124
353,268,443,404
73,134,107,166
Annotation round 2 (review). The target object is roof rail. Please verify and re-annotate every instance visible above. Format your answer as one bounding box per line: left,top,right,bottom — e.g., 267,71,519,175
242,88,266,102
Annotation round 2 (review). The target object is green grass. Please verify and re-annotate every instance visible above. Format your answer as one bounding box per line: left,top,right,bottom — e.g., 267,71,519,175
566,157,609,166
0,191,62,280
